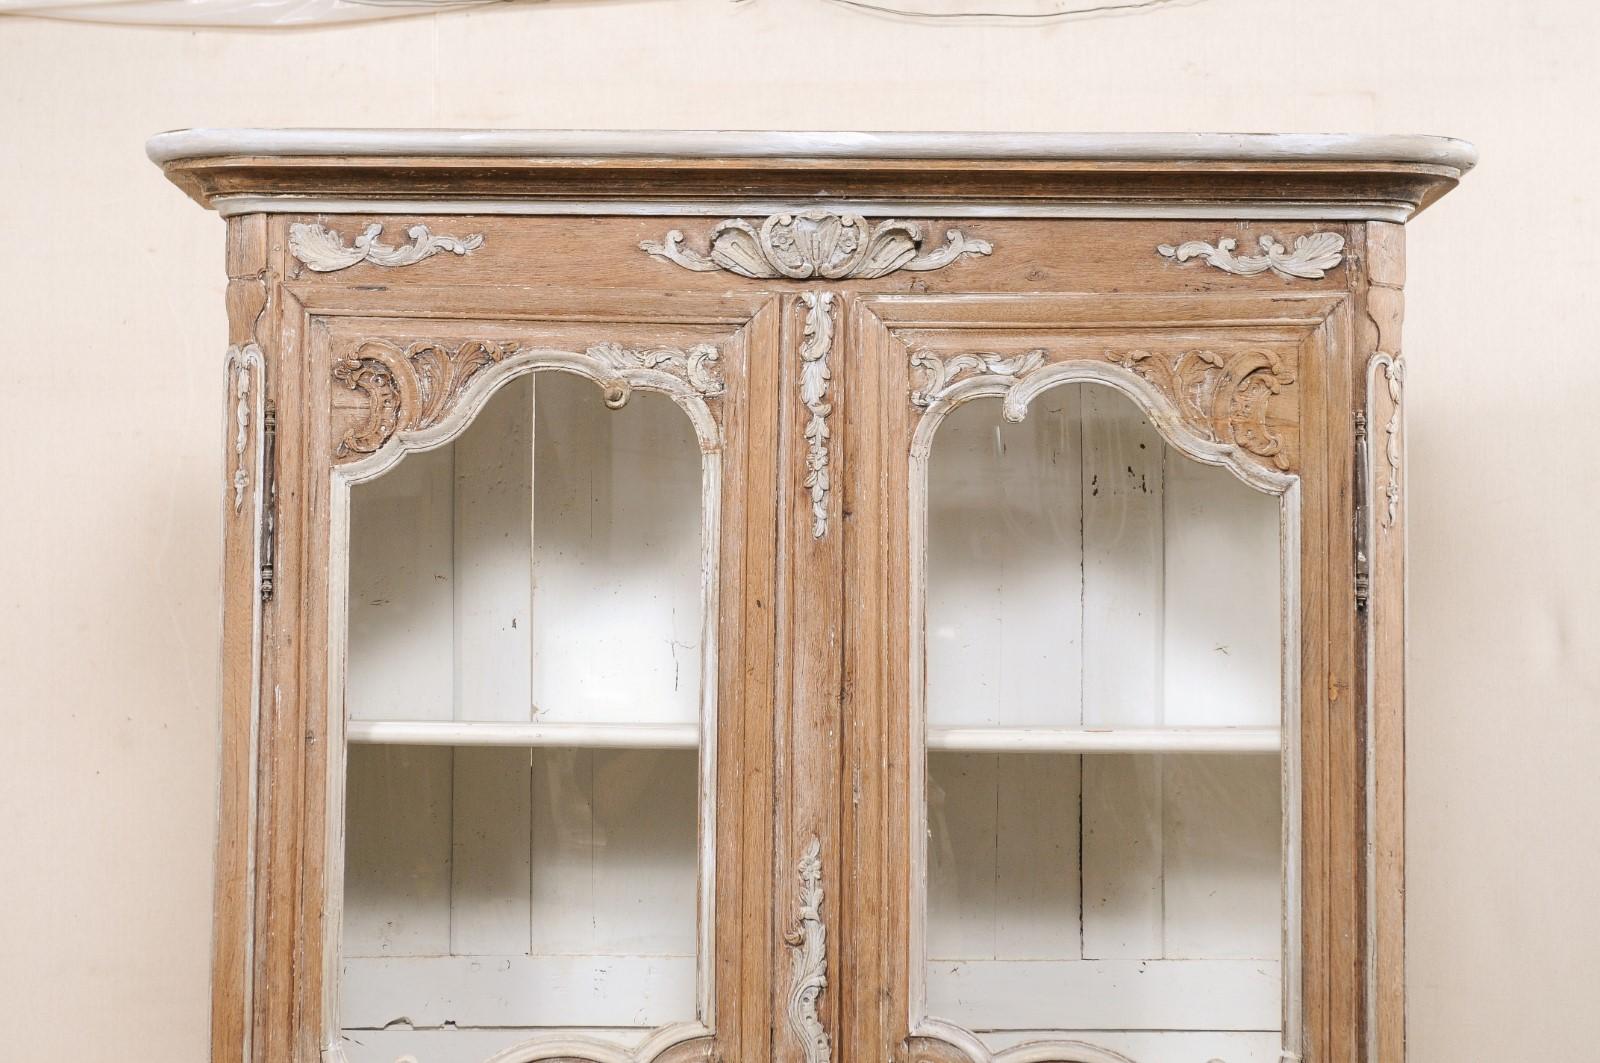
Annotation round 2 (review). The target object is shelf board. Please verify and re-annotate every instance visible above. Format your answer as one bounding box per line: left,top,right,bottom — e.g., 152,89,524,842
926,725,1280,754
346,719,699,750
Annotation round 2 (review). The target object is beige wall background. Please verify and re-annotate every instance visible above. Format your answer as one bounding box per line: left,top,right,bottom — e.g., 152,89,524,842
2,0,1596,1059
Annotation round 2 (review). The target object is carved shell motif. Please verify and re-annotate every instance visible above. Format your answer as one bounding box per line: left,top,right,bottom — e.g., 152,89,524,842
641,211,991,280
1105,348,1297,470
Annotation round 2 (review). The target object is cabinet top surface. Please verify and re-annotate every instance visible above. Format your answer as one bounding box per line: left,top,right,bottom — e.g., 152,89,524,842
149,128,1475,221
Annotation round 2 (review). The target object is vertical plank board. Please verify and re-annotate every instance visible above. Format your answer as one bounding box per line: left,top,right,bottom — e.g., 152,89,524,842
1081,754,1164,959
589,748,700,957
994,752,1081,960
346,445,455,721
528,747,597,956
926,752,998,960
448,747,532,956
452,373,532,722
1081,384,1164,727
1162,754,1283,960
342,745,453,958
1162,454,1281,727
531,375,703,725
926,395,1083,728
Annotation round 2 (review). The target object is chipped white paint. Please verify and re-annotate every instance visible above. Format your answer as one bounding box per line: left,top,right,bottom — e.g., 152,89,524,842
1157,232,1346,280
785,835,830,1063
800,292,835,538
908,349,1046,409
642,211,991,280
288,221,484,272
224,342,264,511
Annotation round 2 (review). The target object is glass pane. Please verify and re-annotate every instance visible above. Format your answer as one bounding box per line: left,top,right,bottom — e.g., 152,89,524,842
339,371,707,1061
923,383,1286,1063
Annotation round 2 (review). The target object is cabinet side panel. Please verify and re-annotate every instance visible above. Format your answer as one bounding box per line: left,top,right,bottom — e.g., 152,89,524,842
1365,220,1408,1063
216,213,269,1063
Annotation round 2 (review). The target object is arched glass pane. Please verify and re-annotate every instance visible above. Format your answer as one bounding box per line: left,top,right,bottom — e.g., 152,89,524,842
922,383,1286,1063
339,371,708,1061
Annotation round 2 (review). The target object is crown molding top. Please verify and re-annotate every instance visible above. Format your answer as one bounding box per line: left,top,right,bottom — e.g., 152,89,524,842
148,128,1476,222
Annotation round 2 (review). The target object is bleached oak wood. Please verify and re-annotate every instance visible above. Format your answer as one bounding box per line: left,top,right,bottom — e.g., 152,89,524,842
161,136,1466,1063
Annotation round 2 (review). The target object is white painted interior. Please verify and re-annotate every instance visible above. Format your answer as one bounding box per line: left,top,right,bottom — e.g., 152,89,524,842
339,370,708,1058
921,384,1285,1061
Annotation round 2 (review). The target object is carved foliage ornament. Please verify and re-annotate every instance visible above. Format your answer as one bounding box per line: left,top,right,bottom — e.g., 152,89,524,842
331,338,724,458
224,342,265,511
641,211,992,280
799,293,836,539
1105,348,1296,470
1157,231,1345,280
909,349,1047,408
1373,353,1405,528
288,222,484,273
785,836,830,1063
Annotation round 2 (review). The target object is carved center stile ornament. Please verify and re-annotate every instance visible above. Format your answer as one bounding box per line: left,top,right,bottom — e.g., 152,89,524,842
641,211,991,280
1157,231,1345,280
331,338,725,459
785,836,830,1063
224,342,265,510
799,293,836,538
289,222,484,273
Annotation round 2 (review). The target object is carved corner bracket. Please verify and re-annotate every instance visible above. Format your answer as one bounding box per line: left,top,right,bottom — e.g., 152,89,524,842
289,222,484,273
1158,231,1345,280
909,349,1047,409
785,836,830,1063
1105,348,1297,471
642,211,991,280
330,338,725,460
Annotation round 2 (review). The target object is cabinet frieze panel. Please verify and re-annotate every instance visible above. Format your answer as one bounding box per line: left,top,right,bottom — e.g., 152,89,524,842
289,221,485,273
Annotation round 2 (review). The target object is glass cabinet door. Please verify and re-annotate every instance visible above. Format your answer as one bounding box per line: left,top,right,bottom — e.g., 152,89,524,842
918,382,1290,1063
335,369,712,1063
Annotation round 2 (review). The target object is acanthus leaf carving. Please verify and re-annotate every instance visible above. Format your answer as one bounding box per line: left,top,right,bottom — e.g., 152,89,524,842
1157,231,1345,280
799,293,835,539
784,835,830,1063
1105,348,1296,470
909,349,1047,408
332,338,725,460
289,222,484,273
224,342,265,511
641,211,991,280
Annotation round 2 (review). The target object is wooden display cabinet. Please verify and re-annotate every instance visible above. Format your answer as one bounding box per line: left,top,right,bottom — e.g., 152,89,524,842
150,129,1473,1063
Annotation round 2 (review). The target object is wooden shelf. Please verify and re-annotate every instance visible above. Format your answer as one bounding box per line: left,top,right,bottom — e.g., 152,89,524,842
927,725,1280,754
346,719,699,750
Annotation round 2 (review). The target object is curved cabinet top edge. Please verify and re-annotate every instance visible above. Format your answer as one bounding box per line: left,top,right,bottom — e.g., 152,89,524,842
148,129,1475,221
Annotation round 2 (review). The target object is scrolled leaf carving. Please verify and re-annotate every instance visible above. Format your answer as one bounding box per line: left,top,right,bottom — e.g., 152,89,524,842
641,210,991,280
332,339,518,457
586,341,727,407
785,835,830,1063
289,222,484,273
1105,348,1296,470
909,349,1047,408
1157,231,1345,280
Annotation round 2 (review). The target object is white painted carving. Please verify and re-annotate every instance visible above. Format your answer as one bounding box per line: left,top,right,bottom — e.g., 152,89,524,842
586,341,726,397
785,835,830,1063
224,342,265,511
1157,231,1345,280
1373,353,1405,528
288,222,484,272
909,349,1047,408
641,211,991,279
799,293,835,538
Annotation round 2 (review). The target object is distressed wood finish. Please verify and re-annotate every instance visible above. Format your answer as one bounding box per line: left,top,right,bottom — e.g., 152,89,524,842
162,131,1469,1063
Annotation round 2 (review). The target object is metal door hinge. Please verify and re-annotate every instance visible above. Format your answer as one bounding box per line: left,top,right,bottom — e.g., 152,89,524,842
1354,409,1370,611
260,400,278,602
